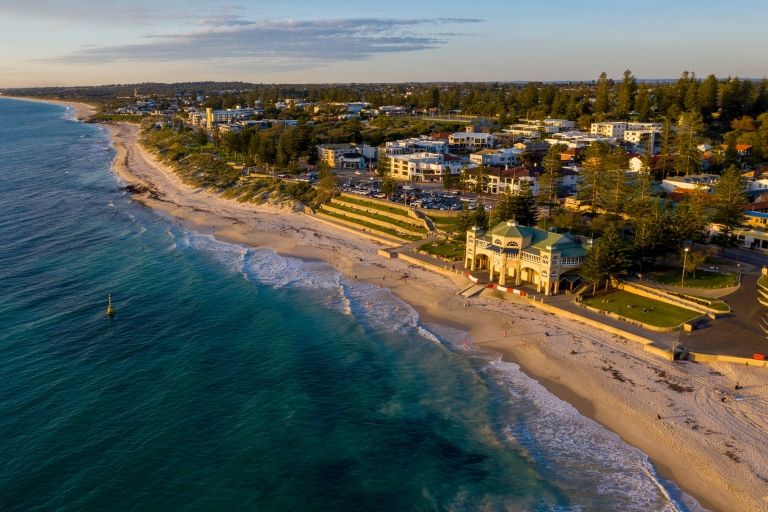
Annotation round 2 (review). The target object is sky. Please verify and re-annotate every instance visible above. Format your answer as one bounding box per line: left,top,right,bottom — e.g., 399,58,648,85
1,0,767,87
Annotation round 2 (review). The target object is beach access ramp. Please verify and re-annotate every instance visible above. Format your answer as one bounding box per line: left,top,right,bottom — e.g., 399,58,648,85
459,284,486,298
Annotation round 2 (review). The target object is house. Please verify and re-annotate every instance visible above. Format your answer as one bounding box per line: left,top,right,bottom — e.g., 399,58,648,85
623,130,659,154
660,174,719,194
448,132,495,151
513,141,551,155
485,164,577,195
218,123,243,134
469,148,523,167
722,144,753,169
318,143,376,167
629,155,676,174
464,220,591,294
559,147,583,163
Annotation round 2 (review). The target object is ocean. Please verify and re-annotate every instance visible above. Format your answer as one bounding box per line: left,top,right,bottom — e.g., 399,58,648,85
0,98,703,511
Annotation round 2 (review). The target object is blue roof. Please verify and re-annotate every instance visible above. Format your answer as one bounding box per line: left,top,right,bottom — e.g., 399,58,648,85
747,211,768,219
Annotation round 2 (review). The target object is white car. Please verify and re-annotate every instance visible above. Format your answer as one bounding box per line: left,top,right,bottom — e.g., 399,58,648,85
354,171,362,175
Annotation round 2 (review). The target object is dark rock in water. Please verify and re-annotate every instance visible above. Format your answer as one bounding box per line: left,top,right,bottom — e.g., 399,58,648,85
121,184,149,194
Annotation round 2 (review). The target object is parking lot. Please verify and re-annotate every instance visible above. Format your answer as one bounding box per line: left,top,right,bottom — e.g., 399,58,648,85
334,167,498,211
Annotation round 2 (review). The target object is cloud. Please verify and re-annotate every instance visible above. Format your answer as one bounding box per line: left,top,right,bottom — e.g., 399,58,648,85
41,18,482,65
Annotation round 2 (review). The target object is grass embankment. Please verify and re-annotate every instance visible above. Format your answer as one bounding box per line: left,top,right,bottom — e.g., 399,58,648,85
318,210,419,241
759,276,768,289
329,202,427,233
582,290,700,328
418,240,465,259
426,215,462,231
340,196,409,216
668,293,730,312
651,270,738,289
141,123,319,206
91,114,144,123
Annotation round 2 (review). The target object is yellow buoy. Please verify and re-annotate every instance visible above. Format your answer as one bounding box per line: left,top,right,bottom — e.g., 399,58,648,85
106,294,115,316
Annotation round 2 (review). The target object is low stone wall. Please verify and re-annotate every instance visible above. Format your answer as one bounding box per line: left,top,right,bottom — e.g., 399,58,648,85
311,213,402,246
395,252,460,277
321,205,425,237
685,352,767,367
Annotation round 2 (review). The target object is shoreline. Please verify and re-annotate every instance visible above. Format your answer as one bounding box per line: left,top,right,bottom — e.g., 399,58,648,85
1,96,95,120
103,120,768,511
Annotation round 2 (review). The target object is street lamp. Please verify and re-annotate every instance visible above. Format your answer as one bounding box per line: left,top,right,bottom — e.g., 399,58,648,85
682,247,689,284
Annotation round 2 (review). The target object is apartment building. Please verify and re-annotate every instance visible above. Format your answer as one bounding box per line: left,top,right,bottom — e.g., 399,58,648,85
448,132,495,150
384,137,449,156
389,152,465,181
318,143,377,167
590,122,627,138
469,148,523,167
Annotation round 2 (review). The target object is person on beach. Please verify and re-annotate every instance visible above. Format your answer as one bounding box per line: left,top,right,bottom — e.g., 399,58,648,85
463,339,468,349
503,329,507,338
378,283,381,288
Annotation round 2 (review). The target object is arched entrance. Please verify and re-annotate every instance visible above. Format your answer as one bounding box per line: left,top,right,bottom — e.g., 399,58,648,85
520,266,539,288
475,254,489,270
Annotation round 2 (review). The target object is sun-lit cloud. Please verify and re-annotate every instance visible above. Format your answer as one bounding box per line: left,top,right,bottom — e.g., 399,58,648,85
41,18,482,65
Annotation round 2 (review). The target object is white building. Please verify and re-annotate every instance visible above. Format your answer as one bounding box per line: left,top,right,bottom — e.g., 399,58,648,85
542,119,576,131
624,130,659,154
389,153,467,181
470,148,523,167
590,122,628,138
660,174,719,194
384,137,449,156
448,132,495,150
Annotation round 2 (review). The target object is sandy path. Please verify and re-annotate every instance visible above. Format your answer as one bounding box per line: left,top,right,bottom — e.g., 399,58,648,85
107,122,768,512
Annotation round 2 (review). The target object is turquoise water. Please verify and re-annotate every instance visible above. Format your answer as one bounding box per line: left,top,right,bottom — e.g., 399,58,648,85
0,98,703,511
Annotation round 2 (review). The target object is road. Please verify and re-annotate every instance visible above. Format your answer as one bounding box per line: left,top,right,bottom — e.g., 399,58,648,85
723,247,768,269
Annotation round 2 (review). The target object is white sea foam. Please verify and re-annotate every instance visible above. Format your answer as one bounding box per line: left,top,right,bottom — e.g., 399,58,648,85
177,228,704,511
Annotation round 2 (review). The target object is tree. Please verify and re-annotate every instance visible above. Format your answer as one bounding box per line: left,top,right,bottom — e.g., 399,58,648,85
381,175,398,199
196,127,208,146
594,72,611,116
682,247,713,279
539,143,566,217
635,83,651,121
473,203,489,229
375,152,391,177
710,165,748,255
317,162,338,191
674,111,703,176
442,166,454,190
307,144,319,167
509,180,539,227
577,142,610,214
259,136,277,169
520,152,541,166
457,203,473,233
598,145,631,219
657,118,676,180
580,225,626,294
472,166,488,194
490,187,516,225
698,74,719,122
615,69,637,119
723,132,739,168
552,208,581,233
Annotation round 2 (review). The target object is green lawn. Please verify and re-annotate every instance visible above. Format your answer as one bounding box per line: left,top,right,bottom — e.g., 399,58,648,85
329,202,426,232
318,209,419,241
340,196,410,216
759,276,768,289
427,215,462,229
651,270,738,288
582,290,700,328
418,240,466,259
668,292,730,312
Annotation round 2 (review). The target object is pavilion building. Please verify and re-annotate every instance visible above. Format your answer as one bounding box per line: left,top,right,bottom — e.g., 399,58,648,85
464,221,591,295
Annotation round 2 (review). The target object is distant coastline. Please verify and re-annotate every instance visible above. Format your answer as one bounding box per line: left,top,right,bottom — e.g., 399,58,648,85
2,96,95,120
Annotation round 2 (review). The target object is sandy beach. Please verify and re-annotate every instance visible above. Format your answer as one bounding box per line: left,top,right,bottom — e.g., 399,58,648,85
105,121,768,511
